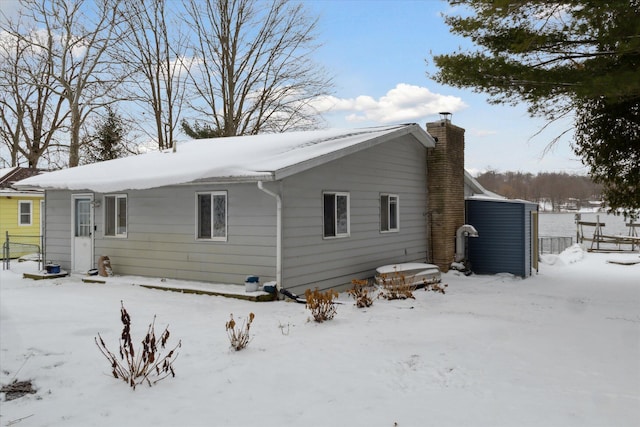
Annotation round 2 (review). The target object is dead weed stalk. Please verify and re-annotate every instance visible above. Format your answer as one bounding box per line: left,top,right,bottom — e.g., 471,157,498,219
226,313,255,351
95,301,181,389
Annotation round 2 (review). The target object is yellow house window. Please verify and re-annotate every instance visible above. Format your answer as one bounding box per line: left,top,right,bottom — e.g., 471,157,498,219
18,201,32,226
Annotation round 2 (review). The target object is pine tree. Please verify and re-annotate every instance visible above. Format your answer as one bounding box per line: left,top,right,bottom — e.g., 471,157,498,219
82,107,128,164
432,0,640,215
180,120,223,139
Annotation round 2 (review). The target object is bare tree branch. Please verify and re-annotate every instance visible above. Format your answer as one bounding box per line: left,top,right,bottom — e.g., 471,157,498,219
115,0,189,150
183,0,333,137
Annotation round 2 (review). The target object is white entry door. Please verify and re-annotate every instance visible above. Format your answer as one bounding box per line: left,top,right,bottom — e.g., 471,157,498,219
72,194,94,272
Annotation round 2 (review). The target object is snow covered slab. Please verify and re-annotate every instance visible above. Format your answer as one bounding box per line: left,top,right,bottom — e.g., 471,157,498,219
376,262,441,285
79,274,275,301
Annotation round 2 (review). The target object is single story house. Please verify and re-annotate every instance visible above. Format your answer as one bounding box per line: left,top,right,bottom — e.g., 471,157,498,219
18,123,466,293
1,167,44,259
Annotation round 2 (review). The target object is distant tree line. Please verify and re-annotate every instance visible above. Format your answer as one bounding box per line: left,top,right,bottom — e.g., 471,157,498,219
475,170,602,212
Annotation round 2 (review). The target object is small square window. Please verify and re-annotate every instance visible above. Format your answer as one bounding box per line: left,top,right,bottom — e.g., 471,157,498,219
104,195,127,237
381,194,399,232
18,201,32,226
323,192,350,238
196,191,227,241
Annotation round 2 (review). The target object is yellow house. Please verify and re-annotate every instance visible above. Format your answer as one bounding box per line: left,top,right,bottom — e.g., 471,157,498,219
0,167,44,259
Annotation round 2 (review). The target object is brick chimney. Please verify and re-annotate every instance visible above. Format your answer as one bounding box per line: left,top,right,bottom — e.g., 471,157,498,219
426,114,465,272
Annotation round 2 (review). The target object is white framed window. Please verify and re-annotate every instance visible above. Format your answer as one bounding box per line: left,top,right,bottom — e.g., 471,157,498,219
18,200,32,226
380,194,399,232
323,191,350,238
104,195,127,237
196,191,227,241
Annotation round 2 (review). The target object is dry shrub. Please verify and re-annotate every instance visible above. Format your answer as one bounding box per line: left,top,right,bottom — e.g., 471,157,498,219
226,312,255,351
304,288,339,322
95,301,181,390
378,270,416,300
347,279,374,308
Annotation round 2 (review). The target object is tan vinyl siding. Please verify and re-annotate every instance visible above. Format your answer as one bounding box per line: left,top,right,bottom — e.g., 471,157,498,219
280,134,428,293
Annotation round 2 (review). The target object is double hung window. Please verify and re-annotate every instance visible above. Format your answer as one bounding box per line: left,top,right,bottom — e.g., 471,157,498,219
104,195,127,237
18,201,32,226
197,191,227,241
380,194,399,232
323,192,350,238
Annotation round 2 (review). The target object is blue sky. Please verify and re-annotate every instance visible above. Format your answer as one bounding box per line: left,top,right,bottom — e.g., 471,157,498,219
305,0,584,176
0,0,585,175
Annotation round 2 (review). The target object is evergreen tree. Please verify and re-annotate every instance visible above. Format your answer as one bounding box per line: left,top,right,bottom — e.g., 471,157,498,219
82,107,128,164
180,120,223,139
432,0,640,214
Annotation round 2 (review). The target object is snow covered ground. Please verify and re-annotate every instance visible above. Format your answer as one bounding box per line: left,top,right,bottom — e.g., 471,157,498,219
1,245,639,427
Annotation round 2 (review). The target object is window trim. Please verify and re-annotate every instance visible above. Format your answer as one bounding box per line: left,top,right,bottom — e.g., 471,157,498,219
104,194,128,238
322,191,350,239
195,191,228,242
380,193,400,233
18,200,32,226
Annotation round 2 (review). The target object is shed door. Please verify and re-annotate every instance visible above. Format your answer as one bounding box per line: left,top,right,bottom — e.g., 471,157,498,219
72,194,94,272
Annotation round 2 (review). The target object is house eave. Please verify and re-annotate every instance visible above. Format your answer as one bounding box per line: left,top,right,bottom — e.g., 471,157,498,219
182,173,276,186
274,124,435,180
0,189,44,197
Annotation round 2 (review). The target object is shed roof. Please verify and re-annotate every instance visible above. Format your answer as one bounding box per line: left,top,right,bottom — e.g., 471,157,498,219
17,123,434,193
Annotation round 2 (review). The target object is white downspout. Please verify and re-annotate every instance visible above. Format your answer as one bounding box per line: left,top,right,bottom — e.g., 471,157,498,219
257,181,282,289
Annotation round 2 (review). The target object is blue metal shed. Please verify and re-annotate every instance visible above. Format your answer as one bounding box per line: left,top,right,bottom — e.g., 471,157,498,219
465,198,539,278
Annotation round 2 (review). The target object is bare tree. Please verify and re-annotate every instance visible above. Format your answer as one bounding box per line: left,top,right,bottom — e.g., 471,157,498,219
17,0,121,167
0,15,68,167
116,0,189,151
183,0,333,137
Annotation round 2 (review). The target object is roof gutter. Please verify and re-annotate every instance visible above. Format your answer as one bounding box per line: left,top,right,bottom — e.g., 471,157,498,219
257,181,282,291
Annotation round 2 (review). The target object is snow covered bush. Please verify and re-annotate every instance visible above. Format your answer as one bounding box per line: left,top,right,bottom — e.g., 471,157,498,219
95,302,181,390
377,270,416,300
226,312,255,351
304,288,338,322
347,279,374,308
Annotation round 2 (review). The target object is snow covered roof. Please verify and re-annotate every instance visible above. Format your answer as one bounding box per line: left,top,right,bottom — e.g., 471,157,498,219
463,171,537,205
0,167,17,181
17,124,435,193
0,167,43,195
464,170,505,200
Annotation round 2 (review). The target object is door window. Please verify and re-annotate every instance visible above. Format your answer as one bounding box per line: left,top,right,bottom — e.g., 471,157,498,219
75,198,91,237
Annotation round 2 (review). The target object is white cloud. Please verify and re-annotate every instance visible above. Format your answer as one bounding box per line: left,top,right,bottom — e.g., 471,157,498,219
471,128,498,137
312,83,467,124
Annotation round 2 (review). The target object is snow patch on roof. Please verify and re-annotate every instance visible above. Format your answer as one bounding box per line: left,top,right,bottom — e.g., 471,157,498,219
17,124,428,193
